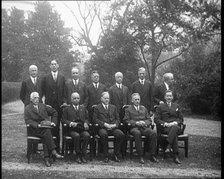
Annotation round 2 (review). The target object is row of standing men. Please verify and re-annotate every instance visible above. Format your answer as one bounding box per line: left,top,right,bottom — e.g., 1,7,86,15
21,60,180,166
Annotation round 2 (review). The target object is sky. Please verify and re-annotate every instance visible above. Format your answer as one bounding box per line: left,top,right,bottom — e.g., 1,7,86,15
2,1,111,51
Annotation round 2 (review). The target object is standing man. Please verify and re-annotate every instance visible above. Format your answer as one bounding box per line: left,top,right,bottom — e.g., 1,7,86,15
24,92,63,167
20,65,43,106
42,59,67,153
86,71,107,123
131,67,152,113
123,93,158,164
65,67,88,105
62,92,90,164
109,72,130,120
154,90,183,164
154,73,177,105
93,92,125,163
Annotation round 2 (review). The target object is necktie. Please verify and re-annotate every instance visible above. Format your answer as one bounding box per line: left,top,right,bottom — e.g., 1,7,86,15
141,80,144,85
34,105,38,112
105,105,108,110
53,73,57,82
168,103,171,108
33,78,36,86
75,80,78,86
119,84,121,89
95,83,98,89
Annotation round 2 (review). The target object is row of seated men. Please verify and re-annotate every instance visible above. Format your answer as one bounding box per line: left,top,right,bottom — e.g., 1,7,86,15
20,60,177,159
25,89,183,167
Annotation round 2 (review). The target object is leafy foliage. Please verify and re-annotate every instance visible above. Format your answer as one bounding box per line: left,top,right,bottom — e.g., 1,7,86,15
168,39,221,116
2,2,73,81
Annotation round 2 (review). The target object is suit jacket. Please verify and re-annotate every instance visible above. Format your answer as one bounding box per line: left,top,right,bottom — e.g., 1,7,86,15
109,84,130,113
131,80,152,111
65,79,88,105
62,105,89,126
154,82,177,105
42,72,66,106
20,77,43,106
86,83,107,110
154,102,183,126
24,103,58,128
93,103,120,128
123,104,152,127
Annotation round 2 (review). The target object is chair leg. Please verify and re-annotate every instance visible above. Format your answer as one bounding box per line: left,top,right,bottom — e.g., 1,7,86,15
64,140,68,161
27,140,32,164
130,139,133,159
185,138,188,157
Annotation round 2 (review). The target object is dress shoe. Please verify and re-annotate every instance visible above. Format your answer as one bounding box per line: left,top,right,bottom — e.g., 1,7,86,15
150,155,159,163
174,156,181,164
44,158,51,167
104,157,109,163
76,156,82,164
81,156,87,163
113,154,121,162
139,157,145,164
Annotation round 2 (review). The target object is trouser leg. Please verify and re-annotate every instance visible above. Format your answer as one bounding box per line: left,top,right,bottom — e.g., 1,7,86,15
80,131,90,155
98,129,108,157
70,131,81,154
112,129,125,156
141,127,157,155
130,128,142,156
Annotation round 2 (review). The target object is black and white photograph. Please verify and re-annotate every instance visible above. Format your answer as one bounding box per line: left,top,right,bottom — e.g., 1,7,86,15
2,0,221,178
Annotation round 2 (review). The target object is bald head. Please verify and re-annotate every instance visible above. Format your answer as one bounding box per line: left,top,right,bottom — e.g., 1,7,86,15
29,65,38,78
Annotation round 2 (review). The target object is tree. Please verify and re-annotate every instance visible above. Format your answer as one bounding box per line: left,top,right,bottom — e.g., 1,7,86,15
2,8,27,81
97,0,221,108
24,1,73,78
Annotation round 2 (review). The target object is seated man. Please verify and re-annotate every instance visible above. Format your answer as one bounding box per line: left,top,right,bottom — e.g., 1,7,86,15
93,91,125,163
123,93,158,164
24,92,63,167
62,92,90,164
154,90,183,164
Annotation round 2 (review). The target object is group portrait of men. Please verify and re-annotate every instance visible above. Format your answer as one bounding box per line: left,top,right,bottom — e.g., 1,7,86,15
21,59,183,167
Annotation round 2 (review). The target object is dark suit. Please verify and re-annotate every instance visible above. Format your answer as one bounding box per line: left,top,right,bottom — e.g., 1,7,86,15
42,72,66,151
62,105,90,155
131,80,152,112
65,80,88,105
109,84,130,120
20,77,43,106
24,103,58,157
154,102,183,154
123,105,157,156
86,83,107,123
154,82,177,105
93,103,125,157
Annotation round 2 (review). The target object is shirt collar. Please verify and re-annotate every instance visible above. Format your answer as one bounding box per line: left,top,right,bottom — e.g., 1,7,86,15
73,104,79,109
139,79,145,83
116,83,122,88
164,82,169,90
134,105,139,111
102,103,108,109
73,79,79,84
51,71,58,76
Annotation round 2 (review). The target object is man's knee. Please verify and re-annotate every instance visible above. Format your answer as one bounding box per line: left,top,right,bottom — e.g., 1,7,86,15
131,128,141,138
99,129,108,138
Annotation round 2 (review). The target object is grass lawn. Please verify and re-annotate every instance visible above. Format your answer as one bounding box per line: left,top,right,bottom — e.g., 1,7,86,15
2,112,221,178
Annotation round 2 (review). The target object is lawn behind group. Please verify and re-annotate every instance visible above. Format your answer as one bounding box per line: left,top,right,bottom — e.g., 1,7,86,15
2,100,221,178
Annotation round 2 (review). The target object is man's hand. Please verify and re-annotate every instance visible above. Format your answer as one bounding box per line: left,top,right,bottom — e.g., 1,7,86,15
60,103,69,108
159,101,164,105
111,124,117,129
51,122,56,127
70,122,78,127
104,123,112,130
84,123,89,130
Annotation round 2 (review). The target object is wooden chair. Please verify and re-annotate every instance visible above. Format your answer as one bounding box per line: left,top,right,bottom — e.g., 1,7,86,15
26,124,57,163
62,123,95,161
157,123,189,158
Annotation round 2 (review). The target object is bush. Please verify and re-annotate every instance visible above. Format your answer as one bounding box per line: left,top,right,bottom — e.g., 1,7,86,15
2,82,21,104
